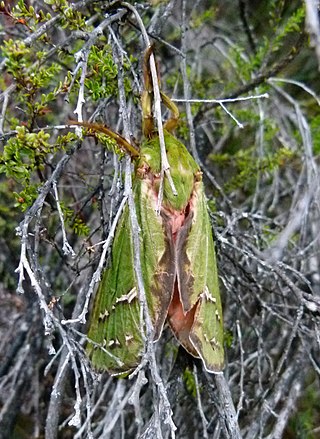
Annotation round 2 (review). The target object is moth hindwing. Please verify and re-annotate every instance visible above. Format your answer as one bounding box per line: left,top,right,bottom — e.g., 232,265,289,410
86,131,224,374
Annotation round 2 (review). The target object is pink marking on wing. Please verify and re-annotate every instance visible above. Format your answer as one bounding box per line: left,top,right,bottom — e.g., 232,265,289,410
167,280,198,357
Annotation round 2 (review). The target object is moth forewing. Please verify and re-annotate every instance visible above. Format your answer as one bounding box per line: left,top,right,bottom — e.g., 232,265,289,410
86,206,144,374
87,142,176,374
190,290,224,373
134,173,175,340
175,181,224,372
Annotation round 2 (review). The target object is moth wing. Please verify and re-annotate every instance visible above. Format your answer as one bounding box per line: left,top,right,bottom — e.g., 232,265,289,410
87,178,175,374
87,205,143,374
135,179,176,339
176,182,224,372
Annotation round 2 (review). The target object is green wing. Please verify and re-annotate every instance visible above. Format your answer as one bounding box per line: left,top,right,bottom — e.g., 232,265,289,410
135,178,176,340
173,181,224,373
87,177,175,374
86,205,143,374
140,132,224,373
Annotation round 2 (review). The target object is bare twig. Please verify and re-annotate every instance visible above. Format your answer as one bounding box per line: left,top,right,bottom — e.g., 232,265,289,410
305,0,320,70
212,373,243,439
194,365,209,439
236,320,245,419
52,181,76,257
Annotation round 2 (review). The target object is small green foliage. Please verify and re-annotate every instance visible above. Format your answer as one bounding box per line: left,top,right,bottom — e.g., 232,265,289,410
224,5,305,89
224,330,233,349
191,6,216,29
176,114,189,141
12,0,51,26
271,6,305,51
72,216,90,237
210,146,296,194
95,133,121,155
55,132,79,151
0,182,20,289
44,0,68,8
60,203,90,237
207,198,217,213
166,71,179,90
250,6,305,72
85,45,134,102
0,180,19,233
86,46,118,100
2,39,31,79
183,367,197,398
0,127,61,210
288,384,320,439
44,0,87,30
13,185,39,211
1,39,62,125
310,113,320,154
1,126,51,179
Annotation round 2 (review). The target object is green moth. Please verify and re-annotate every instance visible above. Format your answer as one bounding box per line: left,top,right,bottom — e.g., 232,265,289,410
85,131,224,374
84,51,224,375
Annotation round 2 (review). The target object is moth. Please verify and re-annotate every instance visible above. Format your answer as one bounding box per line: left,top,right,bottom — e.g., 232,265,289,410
84,50,224,375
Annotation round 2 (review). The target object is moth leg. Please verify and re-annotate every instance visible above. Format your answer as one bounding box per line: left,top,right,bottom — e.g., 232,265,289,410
69,120,139,158
161,92,179,133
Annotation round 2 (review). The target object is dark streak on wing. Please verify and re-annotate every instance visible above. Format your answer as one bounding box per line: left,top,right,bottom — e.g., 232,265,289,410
175,205,195,312
152,214,176,340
